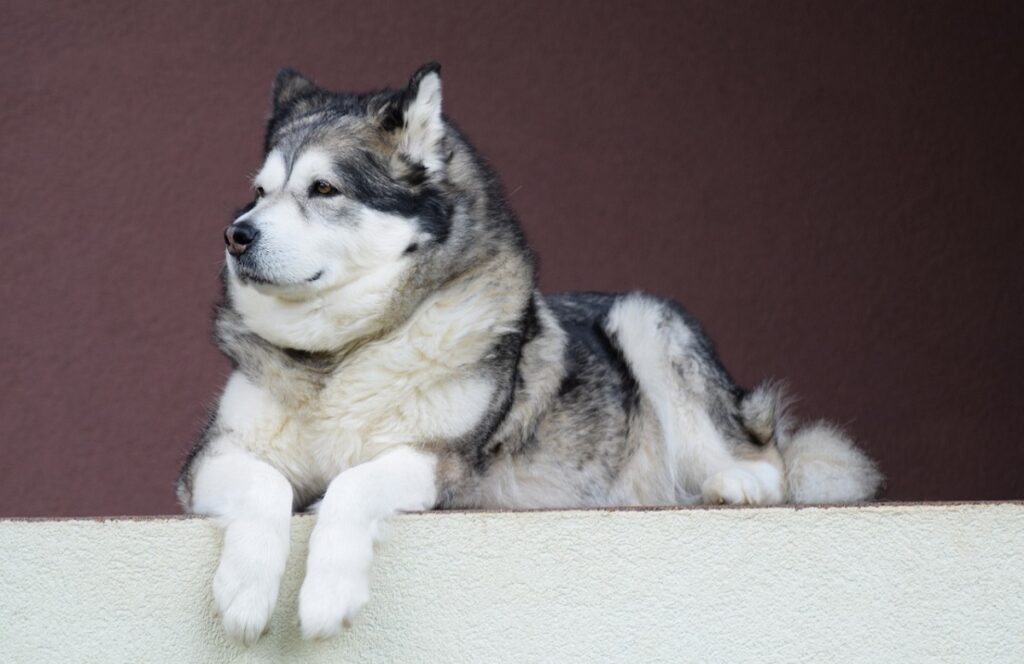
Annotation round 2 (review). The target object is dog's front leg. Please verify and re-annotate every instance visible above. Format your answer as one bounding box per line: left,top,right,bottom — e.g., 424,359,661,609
298,446,437,639
191,451,294,645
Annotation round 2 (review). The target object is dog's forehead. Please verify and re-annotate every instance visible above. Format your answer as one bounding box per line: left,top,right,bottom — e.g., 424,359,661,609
276,113,381,158
257,120,381,189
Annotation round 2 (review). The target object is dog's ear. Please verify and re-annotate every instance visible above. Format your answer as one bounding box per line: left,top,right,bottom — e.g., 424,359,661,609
381,63,446,173
272,68,316,114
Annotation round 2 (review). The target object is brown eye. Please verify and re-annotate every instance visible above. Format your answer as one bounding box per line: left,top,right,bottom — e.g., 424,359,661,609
311,180,338,197
255,186,265,198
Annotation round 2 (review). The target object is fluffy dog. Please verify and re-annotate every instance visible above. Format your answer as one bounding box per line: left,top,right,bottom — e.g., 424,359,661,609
178,63,881,644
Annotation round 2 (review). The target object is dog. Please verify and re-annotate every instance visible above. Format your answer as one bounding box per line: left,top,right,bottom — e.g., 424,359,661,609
177,63,882,644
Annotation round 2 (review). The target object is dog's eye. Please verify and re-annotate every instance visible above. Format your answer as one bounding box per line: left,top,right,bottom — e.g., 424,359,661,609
255,186,265,198
311,180,338,197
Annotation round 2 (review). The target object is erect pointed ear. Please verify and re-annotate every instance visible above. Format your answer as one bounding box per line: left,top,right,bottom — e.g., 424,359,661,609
272,68,316,114
384,62,446,173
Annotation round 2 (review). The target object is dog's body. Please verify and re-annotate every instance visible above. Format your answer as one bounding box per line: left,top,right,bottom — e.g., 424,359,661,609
178,64,881,643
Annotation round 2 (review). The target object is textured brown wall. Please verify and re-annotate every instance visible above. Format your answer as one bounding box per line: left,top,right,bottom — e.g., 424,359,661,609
1,1,1022,517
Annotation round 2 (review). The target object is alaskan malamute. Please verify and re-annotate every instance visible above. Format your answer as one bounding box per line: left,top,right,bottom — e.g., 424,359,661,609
178,63,881,644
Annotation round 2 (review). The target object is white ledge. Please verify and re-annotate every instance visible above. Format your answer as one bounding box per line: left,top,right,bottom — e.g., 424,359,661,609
1,503,1022,663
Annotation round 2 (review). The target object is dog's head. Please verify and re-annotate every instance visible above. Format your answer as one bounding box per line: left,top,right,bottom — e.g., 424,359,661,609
223,64,480,351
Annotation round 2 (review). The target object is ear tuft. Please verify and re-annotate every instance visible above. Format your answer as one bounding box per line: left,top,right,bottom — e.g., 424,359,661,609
394,62,445,173
272,68,316,113
408,62,442,91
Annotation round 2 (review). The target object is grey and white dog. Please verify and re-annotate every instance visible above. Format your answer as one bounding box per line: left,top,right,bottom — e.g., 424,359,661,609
178,63,881,644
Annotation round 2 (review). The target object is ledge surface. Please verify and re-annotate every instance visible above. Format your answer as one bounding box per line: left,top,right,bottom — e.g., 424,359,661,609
1,503,1022,663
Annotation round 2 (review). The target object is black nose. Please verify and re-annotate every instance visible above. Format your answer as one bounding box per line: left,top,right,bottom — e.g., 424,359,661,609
224,221,259,256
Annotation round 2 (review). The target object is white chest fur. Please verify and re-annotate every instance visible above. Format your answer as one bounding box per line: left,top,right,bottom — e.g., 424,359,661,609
214,274,521,502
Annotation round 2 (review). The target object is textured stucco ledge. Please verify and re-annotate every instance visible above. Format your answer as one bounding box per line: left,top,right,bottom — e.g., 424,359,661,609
1,504,1022,663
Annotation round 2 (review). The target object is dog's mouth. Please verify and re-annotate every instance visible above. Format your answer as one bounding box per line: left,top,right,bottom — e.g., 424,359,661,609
231,256,324,289
232,260,277,286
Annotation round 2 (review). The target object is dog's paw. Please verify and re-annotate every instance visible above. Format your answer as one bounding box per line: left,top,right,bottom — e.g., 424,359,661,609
298,523,374,640
213,556,282,646
212,521,289,646
298,568,370,640
702,462,782,505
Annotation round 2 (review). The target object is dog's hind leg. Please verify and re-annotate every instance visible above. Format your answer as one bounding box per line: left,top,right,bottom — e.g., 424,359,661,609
605,293,785,505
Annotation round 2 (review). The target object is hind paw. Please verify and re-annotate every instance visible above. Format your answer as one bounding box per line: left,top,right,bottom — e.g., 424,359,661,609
702,463,783,505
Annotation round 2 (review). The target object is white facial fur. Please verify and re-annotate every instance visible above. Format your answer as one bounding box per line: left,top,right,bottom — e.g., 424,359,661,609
227,148,422,351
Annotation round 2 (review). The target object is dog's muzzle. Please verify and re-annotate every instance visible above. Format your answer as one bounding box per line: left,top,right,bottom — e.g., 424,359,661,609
224,221,259,256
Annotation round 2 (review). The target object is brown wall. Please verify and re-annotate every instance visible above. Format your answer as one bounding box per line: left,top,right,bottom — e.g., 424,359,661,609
1,1,1021,517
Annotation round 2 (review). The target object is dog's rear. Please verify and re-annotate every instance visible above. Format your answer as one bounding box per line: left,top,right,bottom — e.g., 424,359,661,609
740,383,882,503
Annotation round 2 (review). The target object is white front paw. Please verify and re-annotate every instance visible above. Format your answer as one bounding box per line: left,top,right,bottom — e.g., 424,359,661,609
213,555,282,645
298,523,374,640
212,520,289,646
298,567,370,640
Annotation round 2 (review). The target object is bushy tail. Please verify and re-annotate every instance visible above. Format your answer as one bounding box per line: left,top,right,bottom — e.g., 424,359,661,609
740,382,882,504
